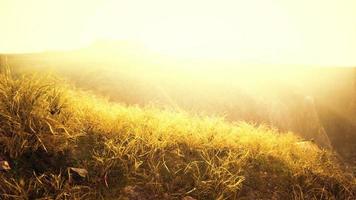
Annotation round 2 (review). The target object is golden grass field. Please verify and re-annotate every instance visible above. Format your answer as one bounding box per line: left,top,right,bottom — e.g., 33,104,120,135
2,0,356,199
0,64,355,199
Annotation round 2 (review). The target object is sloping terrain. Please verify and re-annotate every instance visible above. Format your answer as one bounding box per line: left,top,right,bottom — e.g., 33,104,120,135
0,69,355,199
3,51,356,163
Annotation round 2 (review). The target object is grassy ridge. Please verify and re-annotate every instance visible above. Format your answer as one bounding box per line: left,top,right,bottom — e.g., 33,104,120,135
0,70,355,199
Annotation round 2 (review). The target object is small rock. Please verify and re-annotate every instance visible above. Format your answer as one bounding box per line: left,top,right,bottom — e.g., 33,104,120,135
0,161,11,171
19,179,25,187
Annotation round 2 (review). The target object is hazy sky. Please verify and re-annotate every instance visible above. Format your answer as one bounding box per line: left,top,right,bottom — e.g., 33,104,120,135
1,0,356,66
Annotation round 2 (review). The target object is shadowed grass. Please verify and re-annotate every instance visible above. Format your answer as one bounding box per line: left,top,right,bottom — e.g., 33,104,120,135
0,69,355,199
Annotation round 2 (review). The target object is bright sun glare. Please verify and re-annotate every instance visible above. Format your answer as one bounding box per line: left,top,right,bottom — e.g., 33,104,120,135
89,0,302,61
1,0,356,66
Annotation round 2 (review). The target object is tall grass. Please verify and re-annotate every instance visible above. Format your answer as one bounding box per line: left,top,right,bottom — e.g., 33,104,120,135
0,66,354,199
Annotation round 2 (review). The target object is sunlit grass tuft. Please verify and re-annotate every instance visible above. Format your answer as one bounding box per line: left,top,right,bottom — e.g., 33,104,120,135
0,68,354,199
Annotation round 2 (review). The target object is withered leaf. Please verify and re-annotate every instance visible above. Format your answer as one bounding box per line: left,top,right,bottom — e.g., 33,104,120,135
69,167,88,178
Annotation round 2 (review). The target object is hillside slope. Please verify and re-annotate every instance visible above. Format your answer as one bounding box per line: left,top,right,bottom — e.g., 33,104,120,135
3,52,356,162
0,70,355,199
